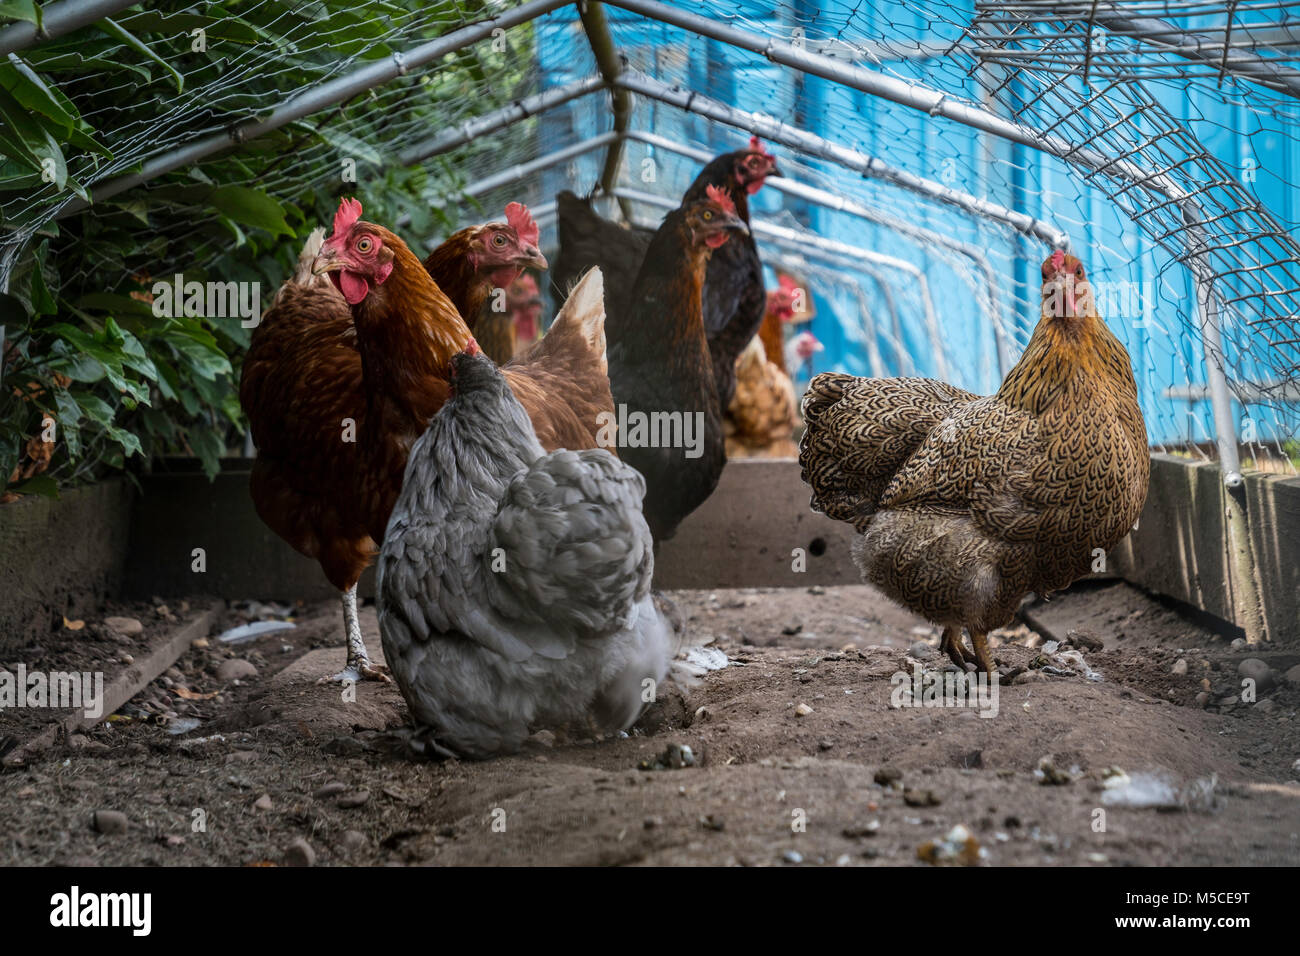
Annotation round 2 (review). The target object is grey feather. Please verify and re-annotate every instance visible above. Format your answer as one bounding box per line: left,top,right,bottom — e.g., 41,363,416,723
376,306,672,759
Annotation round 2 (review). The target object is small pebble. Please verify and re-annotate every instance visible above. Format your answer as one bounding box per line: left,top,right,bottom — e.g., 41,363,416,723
282,838,316,867
874,767,903,787
782,850,803,864
217,659,258,682
92,810,128,835
794,703,813,716
1171,658,1188,676
1237,658,1275,691
104,616,143,637
337,789,371,809
843,820,881,838
313,781,348,799
339,830,368,853
252,794,273,811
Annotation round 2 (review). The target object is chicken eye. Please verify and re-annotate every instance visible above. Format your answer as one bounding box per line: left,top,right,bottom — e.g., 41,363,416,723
492,234,507,247
702,210,714,221
356,237,373,253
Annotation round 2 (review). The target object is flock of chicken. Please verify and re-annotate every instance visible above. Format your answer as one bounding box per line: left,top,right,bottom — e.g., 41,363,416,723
240,138,1150,759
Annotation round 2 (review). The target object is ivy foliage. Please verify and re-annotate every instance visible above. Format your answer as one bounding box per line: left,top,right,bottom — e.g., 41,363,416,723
1,0,535,495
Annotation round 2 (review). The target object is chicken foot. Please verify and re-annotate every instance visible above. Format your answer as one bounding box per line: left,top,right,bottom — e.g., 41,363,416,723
939,626,976,669
320,584,391,684
939,627,995,675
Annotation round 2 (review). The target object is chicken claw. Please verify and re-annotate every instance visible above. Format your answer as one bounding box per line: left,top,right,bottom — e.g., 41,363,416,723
321,656,392,685
939,626,977,669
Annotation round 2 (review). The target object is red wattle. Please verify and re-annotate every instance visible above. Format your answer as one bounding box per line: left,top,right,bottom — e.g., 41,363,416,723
339,270,370,305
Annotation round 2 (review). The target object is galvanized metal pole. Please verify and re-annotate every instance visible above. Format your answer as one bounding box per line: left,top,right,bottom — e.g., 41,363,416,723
614,70,1070,250
0,0,138,56
1192,258,1244,486
54,0,573,218
853,285,888,378
1081,2,1300,99
768,252,913,376
575,2,635,219
460,132,620,197
400,74,606,166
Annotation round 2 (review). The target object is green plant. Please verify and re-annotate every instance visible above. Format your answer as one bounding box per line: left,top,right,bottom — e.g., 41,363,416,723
1,0,537,494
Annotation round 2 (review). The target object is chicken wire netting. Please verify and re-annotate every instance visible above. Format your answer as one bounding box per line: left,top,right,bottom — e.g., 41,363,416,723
2,0,1299,476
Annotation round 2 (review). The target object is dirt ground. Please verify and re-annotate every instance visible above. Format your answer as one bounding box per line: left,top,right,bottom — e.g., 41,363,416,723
1,582,1298,867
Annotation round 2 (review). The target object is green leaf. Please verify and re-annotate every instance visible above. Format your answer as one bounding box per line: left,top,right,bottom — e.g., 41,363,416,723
0,84,64,184
74,393,115,427
24,52,152,81
0,1,40,28
209,186,293,237
314,125,385,167
96,18,185,94
163,327,232,381
114,10,263,45
106,423,143,459
187,427,225,480
28,252,55,315
6,474,59,498
0,58,77,133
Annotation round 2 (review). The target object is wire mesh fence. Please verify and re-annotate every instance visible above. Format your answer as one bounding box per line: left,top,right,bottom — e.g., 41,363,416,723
1,0,1297,487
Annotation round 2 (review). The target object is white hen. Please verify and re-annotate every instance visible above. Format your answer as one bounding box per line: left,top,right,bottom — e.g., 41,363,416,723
377,274,673,759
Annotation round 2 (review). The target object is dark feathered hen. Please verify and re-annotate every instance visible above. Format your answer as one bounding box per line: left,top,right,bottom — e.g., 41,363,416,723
552,138,779,409
606,187,749,542
799,252,1150,673
377,283,673,759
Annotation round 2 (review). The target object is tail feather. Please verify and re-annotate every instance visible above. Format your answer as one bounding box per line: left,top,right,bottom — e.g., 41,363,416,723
799,373,978,531
539,266,606,367
293,227,329,286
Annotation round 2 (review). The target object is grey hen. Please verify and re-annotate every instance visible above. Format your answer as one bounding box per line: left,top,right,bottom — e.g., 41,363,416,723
377,270,673,758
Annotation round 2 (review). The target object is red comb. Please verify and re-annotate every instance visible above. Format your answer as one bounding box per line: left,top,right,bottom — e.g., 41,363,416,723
504,202,539,247
1050,250,1066,270
705,183,736,216
332,197,362,239
749,135,773,158
465,338,480,356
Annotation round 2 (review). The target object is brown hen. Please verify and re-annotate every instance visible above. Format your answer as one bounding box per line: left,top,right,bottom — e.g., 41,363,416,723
241,200,605,681
799,251,1149,673
725,338,798,459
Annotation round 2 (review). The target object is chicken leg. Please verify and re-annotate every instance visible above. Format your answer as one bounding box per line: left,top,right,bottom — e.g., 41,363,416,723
968,630,995,676
320,584,391,684
939,626,977,669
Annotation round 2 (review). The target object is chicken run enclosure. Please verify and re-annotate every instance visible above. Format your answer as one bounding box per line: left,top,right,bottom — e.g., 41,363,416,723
2,0,1300,877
